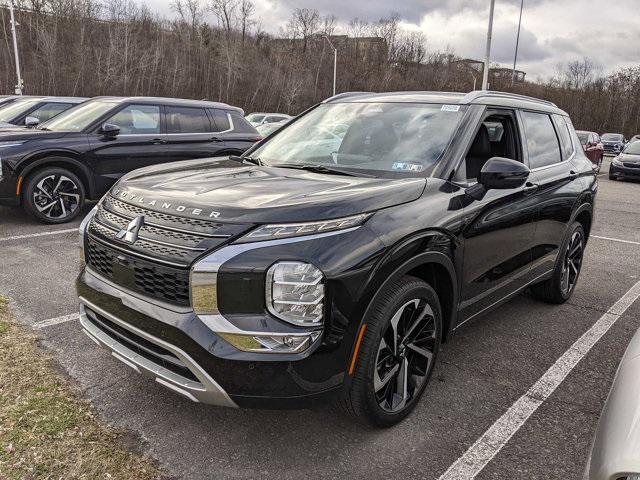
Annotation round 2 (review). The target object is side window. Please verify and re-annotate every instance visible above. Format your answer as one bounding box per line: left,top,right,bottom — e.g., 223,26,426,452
165,107,212,133
106,104,160,134
29,102,73,123
209,109,230,131
521,111,562,169
552,114,574,160
228,111,257,134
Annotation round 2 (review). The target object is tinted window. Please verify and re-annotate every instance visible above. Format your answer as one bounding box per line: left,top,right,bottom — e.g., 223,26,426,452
576,132,589,144
521,111,562,168
210,109,230,131
229,111,258,134
107,104,160,134
166,107,211,133
29,102,73,123
552,115,575,160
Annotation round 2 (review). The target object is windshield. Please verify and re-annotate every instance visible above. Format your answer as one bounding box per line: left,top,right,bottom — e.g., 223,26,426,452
624,142,640,155
576,132,589,144
0,98,41,122
246,114,265,123
40,100,118,132
602,133,623,141
250,102,466,177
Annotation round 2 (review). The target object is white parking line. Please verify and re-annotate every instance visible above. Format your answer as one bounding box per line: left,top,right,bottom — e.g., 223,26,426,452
438,279,640,480
0,228,77,242
592,235,640,247
33,313,79,329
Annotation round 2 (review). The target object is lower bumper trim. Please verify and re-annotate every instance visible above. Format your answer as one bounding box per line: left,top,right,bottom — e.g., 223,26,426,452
79,296,238,408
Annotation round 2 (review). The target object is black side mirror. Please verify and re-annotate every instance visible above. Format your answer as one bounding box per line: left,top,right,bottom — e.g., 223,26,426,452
100,123,120,138
24,116,40,127
466,157,530,200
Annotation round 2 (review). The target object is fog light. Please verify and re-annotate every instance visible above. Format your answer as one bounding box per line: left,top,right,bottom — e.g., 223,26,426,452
218,331,320,353
266,262,324,326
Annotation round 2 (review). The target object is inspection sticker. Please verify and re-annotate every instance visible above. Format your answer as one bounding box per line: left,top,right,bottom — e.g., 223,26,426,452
441,104,460,112
392,162,424,172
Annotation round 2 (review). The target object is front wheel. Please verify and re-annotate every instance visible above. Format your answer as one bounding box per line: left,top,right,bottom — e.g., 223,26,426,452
23,167,85,224
531,222,585,304
339,276,442,427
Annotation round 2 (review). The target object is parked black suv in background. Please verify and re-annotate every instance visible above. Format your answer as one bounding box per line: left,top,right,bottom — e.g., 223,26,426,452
0,97,259,223
76,91,596,427
0,96,87,129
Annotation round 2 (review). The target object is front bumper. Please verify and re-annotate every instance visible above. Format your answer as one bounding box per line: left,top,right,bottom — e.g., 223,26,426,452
76,267,349,409
603,144,622,154
610,162,640,180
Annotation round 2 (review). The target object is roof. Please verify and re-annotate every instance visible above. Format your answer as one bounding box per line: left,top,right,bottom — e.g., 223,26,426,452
323,90,567,115
246,112,291,117
89,96,242,112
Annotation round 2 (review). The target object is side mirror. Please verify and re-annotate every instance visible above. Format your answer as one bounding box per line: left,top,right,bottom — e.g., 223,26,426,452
100,123,120,138
478,157,530,190
24,116,40,127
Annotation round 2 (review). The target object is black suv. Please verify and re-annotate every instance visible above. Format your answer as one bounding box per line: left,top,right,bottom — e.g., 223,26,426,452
0,97,259,223
76,91,596,427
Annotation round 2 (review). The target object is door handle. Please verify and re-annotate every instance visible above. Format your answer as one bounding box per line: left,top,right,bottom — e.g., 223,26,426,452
523,182,539,194
568,170,579,179
150,138,166,145
210,136,223,142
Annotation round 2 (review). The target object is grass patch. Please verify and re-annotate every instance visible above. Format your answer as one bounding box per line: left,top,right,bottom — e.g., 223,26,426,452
0,296,162,479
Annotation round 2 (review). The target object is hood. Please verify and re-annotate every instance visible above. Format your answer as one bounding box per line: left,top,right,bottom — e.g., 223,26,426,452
0,129,69,141
111,158,427,224
618,153,640,164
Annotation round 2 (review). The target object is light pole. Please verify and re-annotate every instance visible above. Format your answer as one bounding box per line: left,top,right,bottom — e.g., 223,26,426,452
511,0,524,87
322,35,337,96
482,0,496,90
9,0,24,94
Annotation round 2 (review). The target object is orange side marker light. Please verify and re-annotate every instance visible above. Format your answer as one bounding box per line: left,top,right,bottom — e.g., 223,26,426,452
348,324,367,376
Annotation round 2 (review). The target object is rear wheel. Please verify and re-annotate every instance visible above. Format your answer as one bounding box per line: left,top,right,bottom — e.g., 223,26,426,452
23,167,85,224
531,222,585,304
340,276,442,427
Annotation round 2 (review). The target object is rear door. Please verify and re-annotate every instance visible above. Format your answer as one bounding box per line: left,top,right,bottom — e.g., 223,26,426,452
86,103,168,183
523,111,582,280
164,106,227,162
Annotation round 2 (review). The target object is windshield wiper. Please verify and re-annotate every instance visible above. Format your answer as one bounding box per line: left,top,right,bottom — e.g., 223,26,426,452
229,155,264,166
38,126,51,131
269,163,372,177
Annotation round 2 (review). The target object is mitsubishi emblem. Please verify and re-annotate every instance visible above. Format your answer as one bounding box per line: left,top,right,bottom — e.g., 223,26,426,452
116,216,144,244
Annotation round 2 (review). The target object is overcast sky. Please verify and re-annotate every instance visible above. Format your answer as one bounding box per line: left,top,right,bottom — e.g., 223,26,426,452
143,0,640,81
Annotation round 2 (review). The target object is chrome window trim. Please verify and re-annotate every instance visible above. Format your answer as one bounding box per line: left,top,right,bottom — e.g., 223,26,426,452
105,112,234,136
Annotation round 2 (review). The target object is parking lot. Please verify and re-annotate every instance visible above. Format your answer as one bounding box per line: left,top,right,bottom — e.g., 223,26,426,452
1,156,639,479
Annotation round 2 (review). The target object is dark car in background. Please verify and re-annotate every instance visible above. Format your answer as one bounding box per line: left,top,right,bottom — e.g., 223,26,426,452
610,141,640,181
0,96,259,223
576,130,604,171
76,91,596,427
0,96,87,128
600,133,626,155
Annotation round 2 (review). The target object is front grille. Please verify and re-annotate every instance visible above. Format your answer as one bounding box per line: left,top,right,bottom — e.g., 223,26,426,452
84,306,199,382
87,237,191,305
86,194,254,307
623,162,640,168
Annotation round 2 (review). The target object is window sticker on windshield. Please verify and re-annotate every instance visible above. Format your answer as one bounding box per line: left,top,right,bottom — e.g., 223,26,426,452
392,162,424,172
441,105,460,112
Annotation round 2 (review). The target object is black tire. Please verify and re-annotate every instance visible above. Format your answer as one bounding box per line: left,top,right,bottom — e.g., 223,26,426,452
339,276,442,428
609,171,615,180
23,166,85,224
531,222,585,304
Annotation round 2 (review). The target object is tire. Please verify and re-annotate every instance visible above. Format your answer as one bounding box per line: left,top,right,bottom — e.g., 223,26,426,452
339,276,442,428
531,222,585,304
23,166,85,224
609,172,616,180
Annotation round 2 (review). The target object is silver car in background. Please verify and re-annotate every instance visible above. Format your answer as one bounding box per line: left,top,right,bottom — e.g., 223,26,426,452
586,327,640,480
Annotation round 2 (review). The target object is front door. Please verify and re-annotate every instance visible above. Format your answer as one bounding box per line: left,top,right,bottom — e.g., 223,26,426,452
457,109,538,323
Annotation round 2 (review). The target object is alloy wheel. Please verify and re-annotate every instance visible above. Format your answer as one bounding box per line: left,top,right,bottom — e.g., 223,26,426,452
32,174,80,220
374,298,437,413
560,231,583,295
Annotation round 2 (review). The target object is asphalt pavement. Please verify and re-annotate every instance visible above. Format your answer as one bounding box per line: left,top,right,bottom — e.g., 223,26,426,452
1,157,639,479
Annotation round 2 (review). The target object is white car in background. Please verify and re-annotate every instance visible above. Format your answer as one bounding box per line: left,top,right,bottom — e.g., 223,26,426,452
586,327,640,480
245,112,291,127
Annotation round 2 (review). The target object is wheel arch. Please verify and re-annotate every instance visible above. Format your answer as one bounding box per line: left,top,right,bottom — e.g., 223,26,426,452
571,203,593,242
18,153,95,200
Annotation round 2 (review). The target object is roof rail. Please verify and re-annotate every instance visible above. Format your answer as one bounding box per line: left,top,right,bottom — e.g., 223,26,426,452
322,92,371,103
461,90,557,108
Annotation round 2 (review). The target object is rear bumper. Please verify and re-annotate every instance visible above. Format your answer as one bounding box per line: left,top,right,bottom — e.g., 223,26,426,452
76,267,346,409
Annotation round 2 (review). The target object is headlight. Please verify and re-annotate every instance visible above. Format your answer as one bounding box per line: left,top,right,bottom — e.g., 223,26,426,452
0,141,25,148
78,206,98,262
237,213,370,243
266,261,324,326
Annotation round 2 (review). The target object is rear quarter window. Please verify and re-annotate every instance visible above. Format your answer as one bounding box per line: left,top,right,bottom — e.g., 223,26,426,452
229,111,258,134
552,114,575,160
